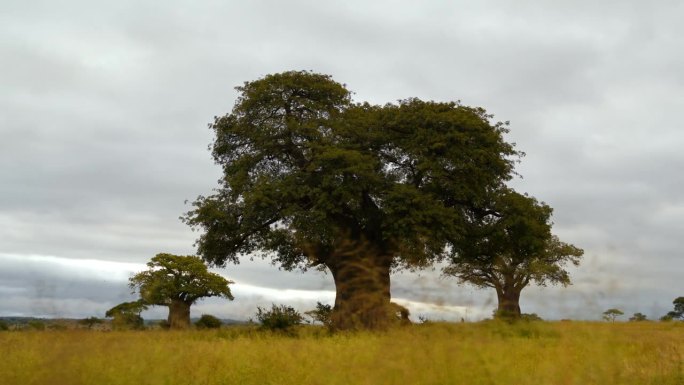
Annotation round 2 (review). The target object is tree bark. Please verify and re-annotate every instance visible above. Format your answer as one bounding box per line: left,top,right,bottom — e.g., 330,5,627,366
168,299,192,329
495,285,521,319
326,253,393,331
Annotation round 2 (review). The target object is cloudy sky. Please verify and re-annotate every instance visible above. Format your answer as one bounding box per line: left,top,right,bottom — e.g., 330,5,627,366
1,0,682,322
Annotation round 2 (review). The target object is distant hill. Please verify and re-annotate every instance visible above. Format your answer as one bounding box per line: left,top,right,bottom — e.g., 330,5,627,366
0,316,52,325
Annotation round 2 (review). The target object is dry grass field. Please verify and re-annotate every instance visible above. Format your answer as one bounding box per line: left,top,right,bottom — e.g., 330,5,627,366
1,321,682,385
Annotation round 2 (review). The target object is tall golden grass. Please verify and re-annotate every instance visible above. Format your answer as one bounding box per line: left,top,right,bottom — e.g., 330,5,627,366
1,321,682,385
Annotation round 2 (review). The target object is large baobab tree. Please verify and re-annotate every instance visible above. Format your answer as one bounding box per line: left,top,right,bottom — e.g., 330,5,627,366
184,71,519,330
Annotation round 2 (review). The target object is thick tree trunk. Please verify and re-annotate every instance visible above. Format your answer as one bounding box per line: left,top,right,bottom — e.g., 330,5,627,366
495,286,521,319
326,254,393,331
168,299,192,329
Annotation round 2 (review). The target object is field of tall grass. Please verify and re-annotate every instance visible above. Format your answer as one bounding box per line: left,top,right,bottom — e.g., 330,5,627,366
1,321,682,385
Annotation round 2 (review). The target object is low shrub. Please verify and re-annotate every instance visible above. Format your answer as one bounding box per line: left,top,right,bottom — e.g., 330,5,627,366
195,314,222,329
255,304,304,334
305,302,332,327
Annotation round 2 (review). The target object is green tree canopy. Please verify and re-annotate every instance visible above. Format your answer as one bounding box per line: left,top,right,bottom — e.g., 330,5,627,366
105,300,148,330
444,188,583,319
663,296,684,321
603,308,624,322
105,300,148,318
673,297,684,317
129,253,234,329
629,312,648,322
184,71,519,330
305,302,333,327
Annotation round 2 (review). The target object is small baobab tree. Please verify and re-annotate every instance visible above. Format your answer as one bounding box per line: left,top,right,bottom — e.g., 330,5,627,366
130,253,234,329
445,189,583,319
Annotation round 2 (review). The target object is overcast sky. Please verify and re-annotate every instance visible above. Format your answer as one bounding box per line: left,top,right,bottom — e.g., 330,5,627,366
1,0,682,322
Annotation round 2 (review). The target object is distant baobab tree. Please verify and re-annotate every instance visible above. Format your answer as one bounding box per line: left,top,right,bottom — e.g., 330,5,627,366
445,188,583,319
129,253,234,329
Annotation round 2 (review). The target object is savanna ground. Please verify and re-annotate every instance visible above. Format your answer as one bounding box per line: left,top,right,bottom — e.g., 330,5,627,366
1,321,682,385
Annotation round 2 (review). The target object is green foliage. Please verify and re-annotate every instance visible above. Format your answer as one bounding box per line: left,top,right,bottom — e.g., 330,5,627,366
446,190,583,288
492,310,542,323
105,300,148,318
493,308,521,321
445,189,583,318
106,300,148,330
183,71,521,329
130,253,234,307
520,313,543,322
629,312,648,322
0,320,9,331
388,302,411,324
602,308,624,322
305,302,333,326
256,304,304,333
670,297,684,320
79,317,104,329
195,314,223,329
660,297,683,322
129,254,234,329
27,320,46,331
673,297,684,312
183,70,519,273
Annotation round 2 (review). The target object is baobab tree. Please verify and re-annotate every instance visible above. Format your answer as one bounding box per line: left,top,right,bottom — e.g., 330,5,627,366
129,253,234,329
184,71,519,330
445,189,583,319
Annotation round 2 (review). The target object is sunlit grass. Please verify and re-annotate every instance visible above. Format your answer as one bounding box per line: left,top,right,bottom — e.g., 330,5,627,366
1,321,682,385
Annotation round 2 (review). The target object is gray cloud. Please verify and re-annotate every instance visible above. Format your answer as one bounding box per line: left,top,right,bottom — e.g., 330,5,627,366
1,0,683,321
